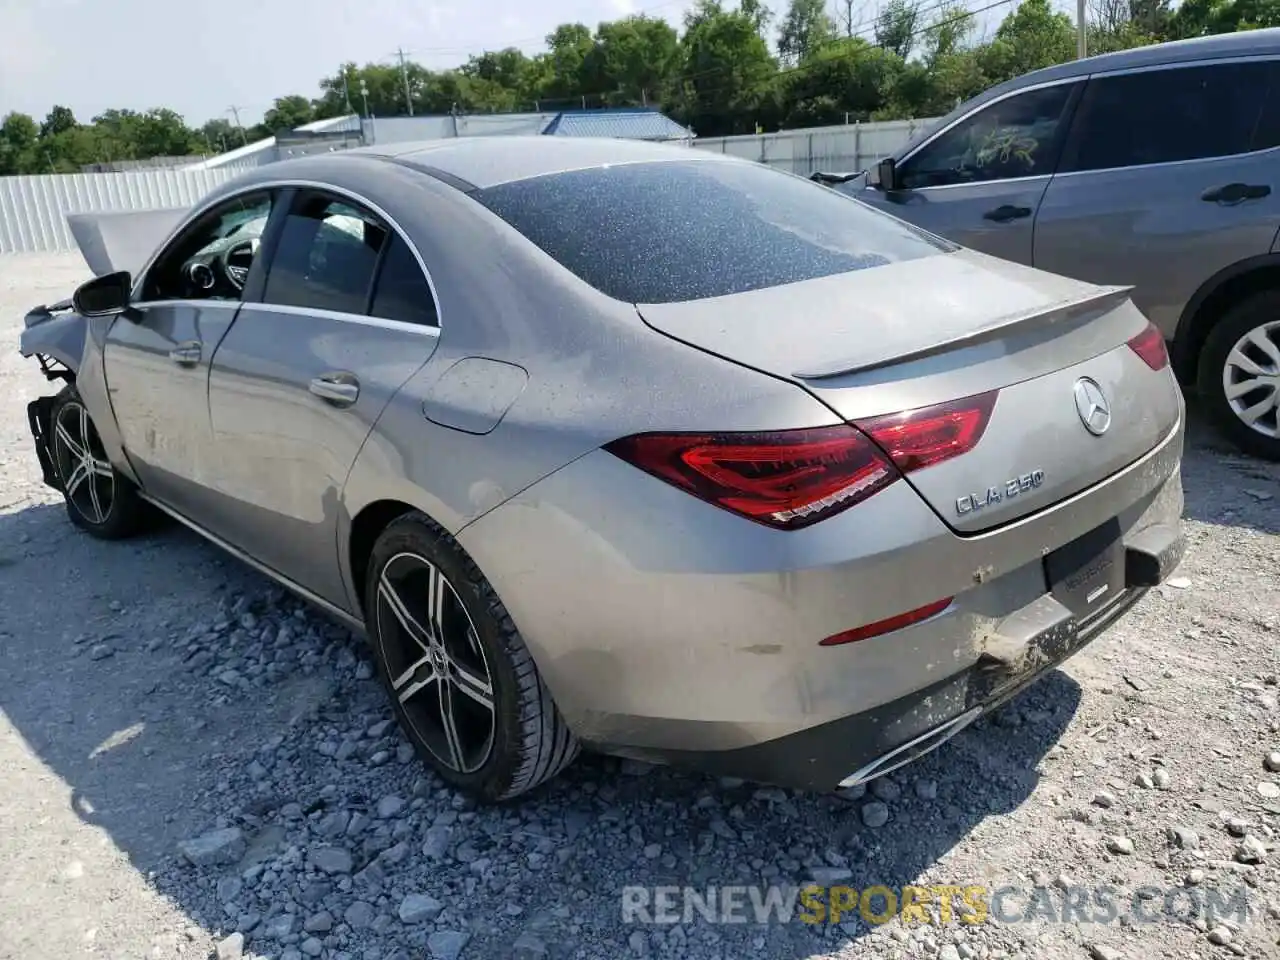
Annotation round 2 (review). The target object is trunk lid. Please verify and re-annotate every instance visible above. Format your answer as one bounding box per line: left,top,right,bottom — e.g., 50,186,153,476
636,249,1182,534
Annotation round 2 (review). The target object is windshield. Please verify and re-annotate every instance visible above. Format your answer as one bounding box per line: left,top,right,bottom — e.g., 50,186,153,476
473,159,953,304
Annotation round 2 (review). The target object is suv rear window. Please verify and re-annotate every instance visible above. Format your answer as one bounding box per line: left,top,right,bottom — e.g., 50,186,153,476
473,159,952,304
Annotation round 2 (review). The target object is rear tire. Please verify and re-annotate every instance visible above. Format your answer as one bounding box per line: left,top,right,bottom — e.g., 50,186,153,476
1197,290,1280,462
363,512,579,801
49,386,149,539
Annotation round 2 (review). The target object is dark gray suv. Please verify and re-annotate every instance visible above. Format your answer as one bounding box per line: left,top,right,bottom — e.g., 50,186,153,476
842,29,1280,460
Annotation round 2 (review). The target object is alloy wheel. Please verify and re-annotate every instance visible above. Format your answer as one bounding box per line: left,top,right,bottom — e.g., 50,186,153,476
52,401,115,525
374,552,496,774
1222,319,1280,440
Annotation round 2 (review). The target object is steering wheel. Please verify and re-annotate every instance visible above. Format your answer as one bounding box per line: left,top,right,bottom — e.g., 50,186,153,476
220,238,259,292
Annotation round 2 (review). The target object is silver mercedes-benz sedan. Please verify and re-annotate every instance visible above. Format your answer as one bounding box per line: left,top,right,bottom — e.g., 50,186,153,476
19,137,1186,801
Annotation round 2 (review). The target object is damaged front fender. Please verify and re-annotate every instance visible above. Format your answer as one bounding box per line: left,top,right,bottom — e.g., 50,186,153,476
20,306,89,374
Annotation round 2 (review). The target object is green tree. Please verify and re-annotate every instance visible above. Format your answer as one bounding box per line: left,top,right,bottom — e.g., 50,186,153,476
40,105,77,139
262,95,315,133
0,112,39,174
875,0,920,58
979,0,1077,84
777,0,837,65
673,0,779,135
584,16,681,105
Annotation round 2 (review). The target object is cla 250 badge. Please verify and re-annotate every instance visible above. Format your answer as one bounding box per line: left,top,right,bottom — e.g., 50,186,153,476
955,469,1045,516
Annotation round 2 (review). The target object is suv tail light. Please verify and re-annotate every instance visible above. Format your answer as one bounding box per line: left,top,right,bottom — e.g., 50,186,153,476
605,392,999,530
1126,321,1169,371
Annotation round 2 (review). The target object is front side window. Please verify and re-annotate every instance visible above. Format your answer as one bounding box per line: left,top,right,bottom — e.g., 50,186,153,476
1058,61,1274,173
898,82,1079,190
141,192,274,302
473,159,951,304
262,193,388,315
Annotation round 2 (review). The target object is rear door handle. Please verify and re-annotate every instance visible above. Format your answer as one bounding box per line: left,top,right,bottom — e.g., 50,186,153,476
982,204,1033,223
168,341,202,366
1201,182,1271,204
309,372,360,406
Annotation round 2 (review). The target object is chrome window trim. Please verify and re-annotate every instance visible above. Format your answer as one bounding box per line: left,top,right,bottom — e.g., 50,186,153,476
130,178,444,329
902,173,1053,193
242,301,443,336
1052,54,1280,178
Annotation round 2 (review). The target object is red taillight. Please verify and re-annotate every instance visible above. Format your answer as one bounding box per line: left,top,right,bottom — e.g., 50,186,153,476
1126,322,1169,371
605,392,998,530
604,425,897,530
855,391,998,474
819,597,955,646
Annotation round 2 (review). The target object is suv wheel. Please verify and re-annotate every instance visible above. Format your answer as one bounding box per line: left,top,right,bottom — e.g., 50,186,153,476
1198,290,1280,461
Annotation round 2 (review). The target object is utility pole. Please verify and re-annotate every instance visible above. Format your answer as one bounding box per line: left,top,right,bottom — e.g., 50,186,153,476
395,47,415,116
228,105,248,144
1077,0,1088,58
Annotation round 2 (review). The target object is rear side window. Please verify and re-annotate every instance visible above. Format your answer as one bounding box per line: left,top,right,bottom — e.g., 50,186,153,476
473,160,951,304
1059,61,1274,172
263,194,388,314
369,235,438,327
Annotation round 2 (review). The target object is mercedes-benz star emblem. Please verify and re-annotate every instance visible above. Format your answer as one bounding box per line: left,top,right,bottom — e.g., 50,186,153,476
1073,377,1111,436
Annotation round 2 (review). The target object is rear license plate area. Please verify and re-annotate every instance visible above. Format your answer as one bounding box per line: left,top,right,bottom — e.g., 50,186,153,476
1044,518,1125,619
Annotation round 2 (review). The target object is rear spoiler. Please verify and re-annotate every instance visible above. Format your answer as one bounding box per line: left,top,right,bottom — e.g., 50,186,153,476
66,207,187,277
793,285,1135,380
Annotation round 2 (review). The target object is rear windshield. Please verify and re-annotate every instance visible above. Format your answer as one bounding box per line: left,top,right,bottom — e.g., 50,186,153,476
473,159,953,304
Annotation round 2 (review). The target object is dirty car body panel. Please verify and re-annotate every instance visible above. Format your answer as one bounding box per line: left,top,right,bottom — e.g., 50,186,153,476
19,137,1185,795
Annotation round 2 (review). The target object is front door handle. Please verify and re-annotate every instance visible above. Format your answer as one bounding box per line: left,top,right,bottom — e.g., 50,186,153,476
168,341,202,366
309,372,360,407
1201,182,1271,205
982,204,1033,223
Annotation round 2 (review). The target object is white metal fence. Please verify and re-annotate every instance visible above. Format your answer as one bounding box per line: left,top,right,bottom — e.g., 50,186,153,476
0,168,241,254
0,118,943,254
693,118,941,175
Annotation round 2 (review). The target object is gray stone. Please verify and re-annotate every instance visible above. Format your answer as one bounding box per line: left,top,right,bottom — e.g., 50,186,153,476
344,901,375,930
1168,826,1199,850
376,795,405,819
861,802,890,828
427,930,471,960
303,911,334,933
301,938,324,957
315,810,350,839
177,827,245,867
1235,835,1267,864
215,933,245,960
398,893,444,924
311,846,354,874
1208,926,1234,945
422,825,452,860
870,777,900,802
1265,752,1280,774
261,913,295,939
512,931,549,959
1106,836,1135,855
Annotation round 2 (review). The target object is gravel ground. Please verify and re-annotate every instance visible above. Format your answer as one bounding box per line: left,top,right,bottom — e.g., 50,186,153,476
2,252,1279,960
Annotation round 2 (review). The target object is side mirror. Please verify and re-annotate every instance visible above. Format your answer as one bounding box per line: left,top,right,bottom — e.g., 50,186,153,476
72,270,133,318
876,157,899,191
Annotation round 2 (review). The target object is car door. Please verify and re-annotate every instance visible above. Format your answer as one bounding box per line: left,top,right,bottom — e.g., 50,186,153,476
856,79,1083,265
1033,58,1280,338
102,190,276,519
205,188,442,606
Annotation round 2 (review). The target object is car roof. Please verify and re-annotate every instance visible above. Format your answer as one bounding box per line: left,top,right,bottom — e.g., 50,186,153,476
894,27,1280,160
338,136,731,191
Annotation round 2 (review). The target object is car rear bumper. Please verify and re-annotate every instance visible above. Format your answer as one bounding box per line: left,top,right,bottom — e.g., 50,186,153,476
459,404,1185,768
625,526,1180,791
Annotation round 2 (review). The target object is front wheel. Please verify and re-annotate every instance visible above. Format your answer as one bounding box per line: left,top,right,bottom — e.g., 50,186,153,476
1197,291,1280,462
49,387,149,539
363,512,579,801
